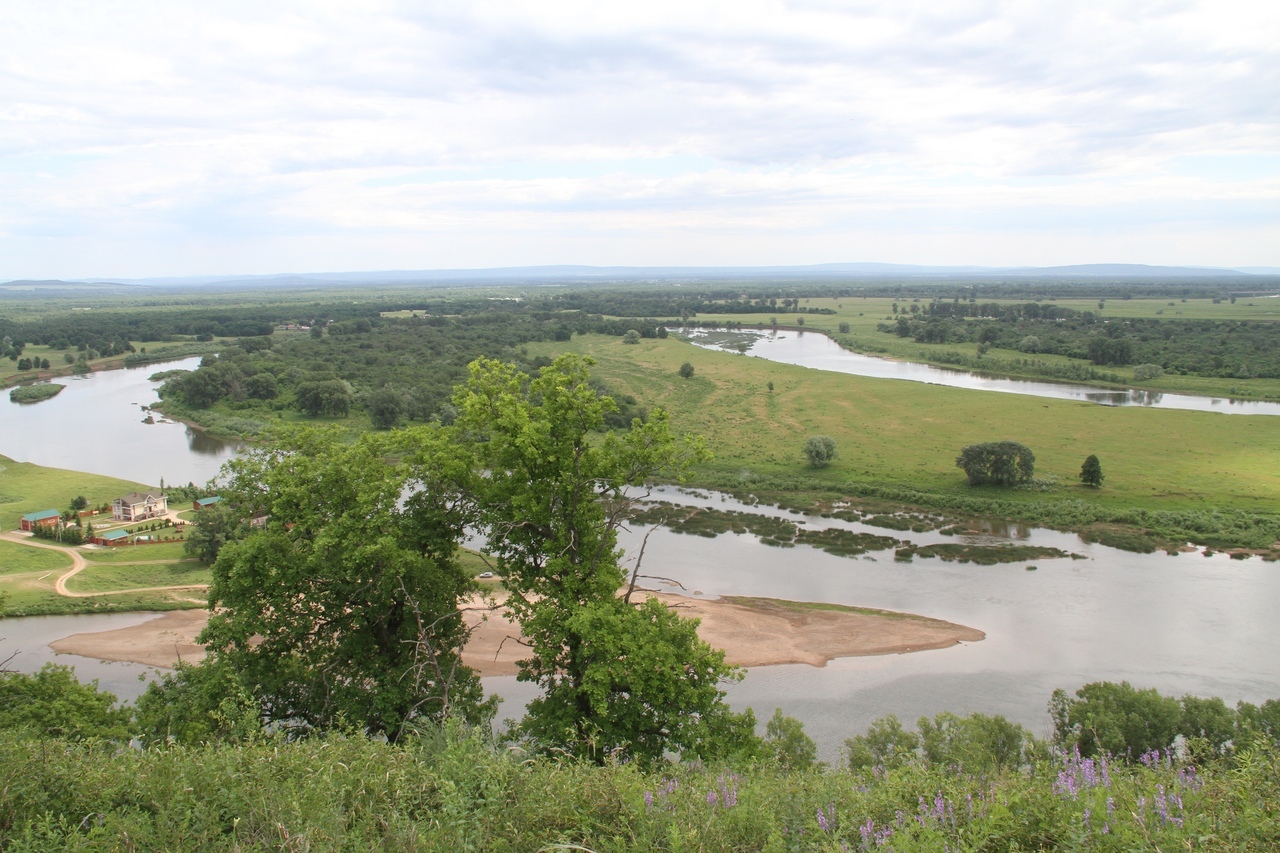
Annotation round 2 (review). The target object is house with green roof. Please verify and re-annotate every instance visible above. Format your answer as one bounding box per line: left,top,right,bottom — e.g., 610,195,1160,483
90,528,131,546
19,509,61,532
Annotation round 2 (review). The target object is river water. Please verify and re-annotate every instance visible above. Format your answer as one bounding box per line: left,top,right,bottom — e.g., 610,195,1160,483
2,356,1278,757
682,328,1280,415
0,357,239,486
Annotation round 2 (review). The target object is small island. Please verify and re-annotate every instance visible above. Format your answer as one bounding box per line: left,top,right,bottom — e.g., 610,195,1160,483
8,383,65,404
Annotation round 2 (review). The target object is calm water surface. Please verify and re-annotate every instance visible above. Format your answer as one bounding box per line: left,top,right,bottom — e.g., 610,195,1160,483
0,357,240,485
682,328,1280,415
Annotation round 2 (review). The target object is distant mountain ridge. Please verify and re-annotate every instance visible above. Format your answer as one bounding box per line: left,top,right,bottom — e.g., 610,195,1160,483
3,262,1275,290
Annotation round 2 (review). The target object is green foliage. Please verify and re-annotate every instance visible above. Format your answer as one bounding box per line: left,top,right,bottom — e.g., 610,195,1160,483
622,329,641,344
917,711,1039,773
182,500,240,563
0,664,130,741
956,440,1035,486
293,378,353,417
363,385,404,429
1080,453,1104,487
845,714,919,770
803,434,837,468
455,354,747,764
199,425,489,741
678,361,694,378
1133,362,1165,381
134,660,261,746
1,726,1278,851
1051,681,1183,758
763,708,818,771
8,383,63,403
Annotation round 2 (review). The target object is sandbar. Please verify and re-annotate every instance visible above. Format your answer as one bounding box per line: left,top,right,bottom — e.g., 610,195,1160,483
49,593,983,675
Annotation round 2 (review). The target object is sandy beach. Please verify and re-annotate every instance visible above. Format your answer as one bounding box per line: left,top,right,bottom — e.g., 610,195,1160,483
49,593,983,674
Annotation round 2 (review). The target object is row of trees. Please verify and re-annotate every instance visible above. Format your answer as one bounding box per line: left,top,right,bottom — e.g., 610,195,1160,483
884,310,1280,377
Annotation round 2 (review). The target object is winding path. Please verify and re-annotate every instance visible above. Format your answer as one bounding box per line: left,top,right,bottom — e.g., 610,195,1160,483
0,530,208,599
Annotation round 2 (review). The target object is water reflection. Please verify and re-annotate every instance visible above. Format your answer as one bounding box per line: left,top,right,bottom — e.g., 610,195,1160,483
187,425,234,456
680,328,1280,415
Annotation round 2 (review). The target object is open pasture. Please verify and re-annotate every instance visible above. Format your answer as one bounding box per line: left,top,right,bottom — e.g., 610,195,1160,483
533,334,1280,514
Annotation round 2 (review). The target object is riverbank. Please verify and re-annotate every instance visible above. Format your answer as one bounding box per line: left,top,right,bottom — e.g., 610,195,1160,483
45,593,984,674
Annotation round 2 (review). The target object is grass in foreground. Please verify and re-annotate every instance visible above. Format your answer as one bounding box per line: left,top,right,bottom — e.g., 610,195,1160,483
0,728,1276,851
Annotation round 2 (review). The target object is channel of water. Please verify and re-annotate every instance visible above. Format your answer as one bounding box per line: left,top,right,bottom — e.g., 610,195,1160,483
681,327,1280,415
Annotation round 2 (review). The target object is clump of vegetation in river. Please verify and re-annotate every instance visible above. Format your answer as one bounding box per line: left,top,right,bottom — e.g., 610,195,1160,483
7,383,63,403
893,543,1077,565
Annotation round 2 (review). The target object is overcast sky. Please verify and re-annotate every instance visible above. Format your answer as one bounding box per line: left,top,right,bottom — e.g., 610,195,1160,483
3,1,1278,279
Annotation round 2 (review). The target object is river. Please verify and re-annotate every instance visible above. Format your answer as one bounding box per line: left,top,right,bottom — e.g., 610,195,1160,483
0,357,239,486
681,327,1280,415
2,356,1277,757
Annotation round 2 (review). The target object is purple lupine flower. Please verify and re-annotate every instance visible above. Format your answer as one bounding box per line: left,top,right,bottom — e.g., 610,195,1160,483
817,808,830,833
707,790,718,806
644,791,654,810
1082,808,1091,831
860,819,874,844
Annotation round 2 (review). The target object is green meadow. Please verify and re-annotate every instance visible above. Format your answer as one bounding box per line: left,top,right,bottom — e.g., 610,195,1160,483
0,455,147,530
64,560,211,595
531,334,1280,516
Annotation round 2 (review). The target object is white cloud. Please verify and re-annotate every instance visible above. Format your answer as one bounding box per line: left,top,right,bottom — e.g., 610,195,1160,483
0,0,1277,276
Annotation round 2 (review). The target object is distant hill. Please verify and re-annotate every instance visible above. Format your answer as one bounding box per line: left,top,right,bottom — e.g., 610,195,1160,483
5,262,1273,291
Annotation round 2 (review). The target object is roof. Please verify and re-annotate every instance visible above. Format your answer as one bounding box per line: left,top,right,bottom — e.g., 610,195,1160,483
22,509,61,522
116,492,165,504
195,496,222,507
98,529,130,541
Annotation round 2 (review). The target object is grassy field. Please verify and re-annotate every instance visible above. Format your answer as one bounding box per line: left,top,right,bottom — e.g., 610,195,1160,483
661,295,1280,400
65,560,210,594
80,541,189,563
0,540,71,576
0,456,147,530
530,334,1280,515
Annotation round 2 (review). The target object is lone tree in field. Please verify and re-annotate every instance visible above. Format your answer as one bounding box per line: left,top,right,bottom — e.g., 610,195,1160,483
804,435,837,468
622,329,641,344
956,441,1035,486
678,362,695,379
1080,454,1104,487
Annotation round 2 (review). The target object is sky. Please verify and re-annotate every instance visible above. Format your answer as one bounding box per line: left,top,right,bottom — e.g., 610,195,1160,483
2,0,1279,279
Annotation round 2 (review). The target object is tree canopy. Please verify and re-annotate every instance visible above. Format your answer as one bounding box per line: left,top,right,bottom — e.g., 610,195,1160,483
199,424,489,741
803,435,838,468
956,441,1035,487
455,354,752,764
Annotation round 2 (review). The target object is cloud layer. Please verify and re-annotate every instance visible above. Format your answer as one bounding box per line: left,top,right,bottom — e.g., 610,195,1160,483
3,1,1277,277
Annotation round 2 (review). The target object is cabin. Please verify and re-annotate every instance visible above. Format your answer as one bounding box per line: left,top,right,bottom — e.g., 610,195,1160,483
91,528,131,546
19,509,61,532
193,496,222,511
112,492,168,522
